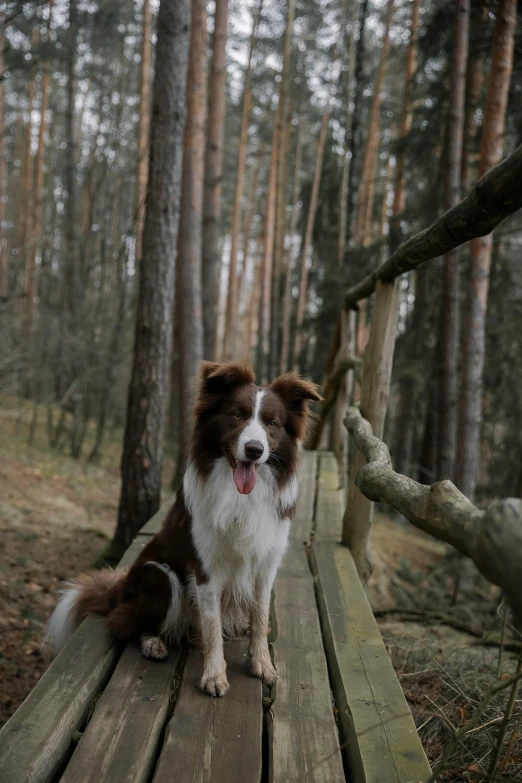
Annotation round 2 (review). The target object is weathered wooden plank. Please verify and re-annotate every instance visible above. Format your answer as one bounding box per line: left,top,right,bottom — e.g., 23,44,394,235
60,645,181,783
152,640,262,783
312,541,431,783
0,616,119,783
118,533,151,567
314,452,343,542
139,494,176,535
293,449,317,541
271,543,345,783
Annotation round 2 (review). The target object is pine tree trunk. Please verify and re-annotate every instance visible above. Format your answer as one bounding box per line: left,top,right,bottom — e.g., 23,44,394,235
222,0,262,359
461,51,483,194
176,0,207,474
24,0,54,337
0,11,7,298
280,110,303,373
20,32,38,325
64,1,80,325
114,0,190,551
354,0,394,248
437,0,469,481
292,109,329,370
202,0,228,360
389,0,420,253
455,0,516,501
269,0,296,378
337,3,358,267
236,152,263,351
259,120,280,380
135,0,152,264
346,0,369,247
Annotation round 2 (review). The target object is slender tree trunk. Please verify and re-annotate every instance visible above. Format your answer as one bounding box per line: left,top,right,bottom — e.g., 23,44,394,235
222,0,262,359
354,0,394,248
346,0,369,247
259,119,280,380
236,152,263,351
389,0,420,253
337,4,358,267
280,110,303,373
176,0,207,475
461,52,483,194
135,0,152,264
202,0,228,360
64,1,80,325
455,0,516,501
437,0,469,481
0,11,7,298
269,0,296,378
20,33,38,318
292,109,329,370
244,239,263,364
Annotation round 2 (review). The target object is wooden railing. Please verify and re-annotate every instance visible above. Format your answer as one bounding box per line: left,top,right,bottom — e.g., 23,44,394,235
328,143,522,622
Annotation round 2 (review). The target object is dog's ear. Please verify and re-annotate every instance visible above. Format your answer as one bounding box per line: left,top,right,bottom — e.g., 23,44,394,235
199,361,255,392
270,373,322,407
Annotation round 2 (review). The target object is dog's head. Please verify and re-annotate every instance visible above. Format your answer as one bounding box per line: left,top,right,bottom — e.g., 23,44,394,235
191,362,321,494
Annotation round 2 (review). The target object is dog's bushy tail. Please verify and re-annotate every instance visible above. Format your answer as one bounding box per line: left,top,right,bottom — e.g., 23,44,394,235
46,568,127,654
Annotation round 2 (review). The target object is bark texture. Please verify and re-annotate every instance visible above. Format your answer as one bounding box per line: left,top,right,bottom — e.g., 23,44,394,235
202,0,228,360
455,0,516,501
0,11,5,298
177,0,207,472
115,0,190,549
135,0,152,264
345,406,522,625
438,0,469,481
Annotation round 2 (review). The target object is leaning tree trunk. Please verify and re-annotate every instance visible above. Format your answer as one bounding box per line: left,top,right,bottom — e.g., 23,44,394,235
114,0,190,552
437,0,469,481
176,0,207,476
455,0,516,501
135,0,152,265
202,0,228,360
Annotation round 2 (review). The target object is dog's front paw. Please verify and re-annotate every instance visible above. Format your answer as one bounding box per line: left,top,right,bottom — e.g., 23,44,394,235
140,634,168,660
200,671,229,697
248,653,277,686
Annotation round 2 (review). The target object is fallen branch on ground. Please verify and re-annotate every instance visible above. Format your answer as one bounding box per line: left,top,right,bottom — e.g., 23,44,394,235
344,406,522,626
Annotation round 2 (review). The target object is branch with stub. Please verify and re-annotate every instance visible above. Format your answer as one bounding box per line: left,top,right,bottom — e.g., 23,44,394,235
344,404,522,627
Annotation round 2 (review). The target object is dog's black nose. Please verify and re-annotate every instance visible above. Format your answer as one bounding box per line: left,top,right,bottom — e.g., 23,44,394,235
244,440,264,461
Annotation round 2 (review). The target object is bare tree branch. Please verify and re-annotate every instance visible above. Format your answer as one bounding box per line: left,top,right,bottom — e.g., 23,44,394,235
344,406,522,625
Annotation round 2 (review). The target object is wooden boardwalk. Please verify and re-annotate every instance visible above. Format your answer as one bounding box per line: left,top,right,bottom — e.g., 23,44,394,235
0,452,430,783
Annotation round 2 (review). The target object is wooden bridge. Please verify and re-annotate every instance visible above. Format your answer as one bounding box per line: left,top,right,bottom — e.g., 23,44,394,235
0,450,430,783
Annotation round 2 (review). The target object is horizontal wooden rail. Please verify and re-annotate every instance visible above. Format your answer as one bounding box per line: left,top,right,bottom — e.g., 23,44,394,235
344,406,522,624
344,143,522,309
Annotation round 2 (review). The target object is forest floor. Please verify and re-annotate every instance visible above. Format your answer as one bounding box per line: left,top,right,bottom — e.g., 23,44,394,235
1,412,520,779
0,397,175,727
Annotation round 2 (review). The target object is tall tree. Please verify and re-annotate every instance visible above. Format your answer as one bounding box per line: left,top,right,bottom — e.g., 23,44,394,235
455,0,516,500
437,0,469,481
280,110,303,373
114,0,190,551
176,0,207,474
222,0,262,360
202,0,228,360
292,108,329,369
269,0,296,378
135,0,152,264
0,10,7,299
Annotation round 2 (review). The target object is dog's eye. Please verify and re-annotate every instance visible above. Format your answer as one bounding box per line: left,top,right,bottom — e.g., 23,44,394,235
233,412,242,420
268,420,277,429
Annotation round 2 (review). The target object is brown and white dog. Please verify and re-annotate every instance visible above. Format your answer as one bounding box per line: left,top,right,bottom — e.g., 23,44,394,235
47,361,320,696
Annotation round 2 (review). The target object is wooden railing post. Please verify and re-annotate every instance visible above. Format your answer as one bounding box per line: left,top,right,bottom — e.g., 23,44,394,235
333,309,356,488
342,279,400,581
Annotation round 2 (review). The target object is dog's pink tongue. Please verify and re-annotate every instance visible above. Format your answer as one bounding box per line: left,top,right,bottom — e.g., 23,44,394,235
233,462,257,495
